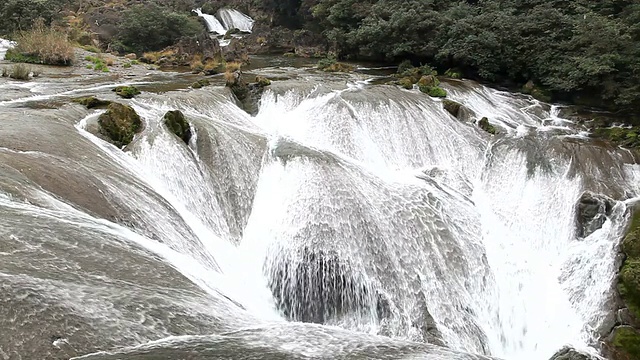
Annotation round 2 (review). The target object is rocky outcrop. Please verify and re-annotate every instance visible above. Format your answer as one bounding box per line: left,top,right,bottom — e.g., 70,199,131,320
163,110,192,144
548,347,597,360
442,100,462,119
72,96,112,109
575,192,615,238
98,103,142,148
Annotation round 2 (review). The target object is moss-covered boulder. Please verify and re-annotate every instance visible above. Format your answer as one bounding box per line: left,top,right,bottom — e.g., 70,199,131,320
522,80,552,102
192,79,211,89
255,76,271,87
397,77,414,90
592,126,640,149
478,117,497,135
98,103,142,148
163,110,192,144
112,86,141,99
442,100,462,118
420,85,447,98
418,75,439,88
72,96,112,109
444,68,462,79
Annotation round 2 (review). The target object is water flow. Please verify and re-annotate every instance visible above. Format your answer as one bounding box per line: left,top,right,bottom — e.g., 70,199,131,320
0,38,15,60
193,9,226,35
217,9,255,33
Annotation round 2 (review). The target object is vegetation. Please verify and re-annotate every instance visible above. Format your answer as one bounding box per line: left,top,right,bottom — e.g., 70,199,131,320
73,96,112,109
112,86,141,99
115,4,203,53
611,326,640,359
5,19,74,65
478,117,497,135
7,63,31,80
0,0,71,35
85,55,110,72
316,56,354,72
98,103,142,148
192,79,211,89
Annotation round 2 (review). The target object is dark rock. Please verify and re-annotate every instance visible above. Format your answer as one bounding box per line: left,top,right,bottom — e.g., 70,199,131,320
548,346,597,360
442,100,462,118
97,103,142,148
255,76,271,87
478,117,497,134
268,247,371,324
163,110,191,144
191,79,211,89
522,80,552,102
72,96,111,109
575,192,615,238
112,86,141,99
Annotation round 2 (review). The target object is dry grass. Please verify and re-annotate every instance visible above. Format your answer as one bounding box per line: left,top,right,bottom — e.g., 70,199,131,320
226,61,242,72
190,54,204,72
141,49,176,64
9,64,31,80
10,19,74,66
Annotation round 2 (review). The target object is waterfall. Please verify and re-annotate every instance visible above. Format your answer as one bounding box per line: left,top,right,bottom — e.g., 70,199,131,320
193,8,254,36
217,9,255,33
193,8,227,36
0,38,15,60
0,76,635,359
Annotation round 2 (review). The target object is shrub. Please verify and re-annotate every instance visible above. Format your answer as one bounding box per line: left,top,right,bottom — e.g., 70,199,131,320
116,4,204,53
7,19,74,65
9,63,31,80
81,45,101,53
419,85,447,98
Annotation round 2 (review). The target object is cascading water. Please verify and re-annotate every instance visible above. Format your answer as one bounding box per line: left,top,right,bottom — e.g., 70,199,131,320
193,8,227,36
217,9,255,33
0,68,637,359
0,38,15,60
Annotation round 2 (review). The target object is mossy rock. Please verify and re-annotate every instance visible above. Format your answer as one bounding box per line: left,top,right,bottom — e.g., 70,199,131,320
255,76,271,87
444,68,462,79
419,85,447,98
397,60,414,75
398,64,437,83
418,75,439,88
192,79,211,89
163,110,191,144
72,96,112,109
592,126,640,149
112,86,141,99
442,100,462,118
478,117,497,135
321,62,355,73
98,103,142,148
283,52,296,57
397,77,414,90
522,80,552,102
609,326,640,360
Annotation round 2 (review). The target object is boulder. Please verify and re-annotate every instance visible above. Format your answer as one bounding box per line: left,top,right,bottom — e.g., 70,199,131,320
548,347,597,360
255,76,271,87
163,110,191,144
604,326,640,360
417,75,439,88
575,192,614,238
112,86,141,99
442,100,463,118
478,117,497,135
191,79,211,89
98,103,142,148
72,96,111,109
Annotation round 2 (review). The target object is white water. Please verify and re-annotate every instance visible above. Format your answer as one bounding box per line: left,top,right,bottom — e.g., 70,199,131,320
0,79,632,359
0,38,16,60
193,8,227,36
193,8,254,36
217,9,255,33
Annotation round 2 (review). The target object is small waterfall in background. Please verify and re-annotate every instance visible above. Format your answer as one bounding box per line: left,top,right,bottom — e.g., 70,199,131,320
0,38,15,60
193,8,227,36
0,73,636,359
217,9,255,33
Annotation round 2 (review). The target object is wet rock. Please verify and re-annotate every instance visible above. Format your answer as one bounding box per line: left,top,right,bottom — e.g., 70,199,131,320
478,117,497,134
411,292,445,346
98,103,142,148
268,247,371,324
72,96,111,109
191,79,211,89
442,100,462,118
548,346,597,360
604,326,640,360
575,192,614,238
418,75,438,88
112,86,141,99
163,110,191,144
522,80,552,102
255,76,271,87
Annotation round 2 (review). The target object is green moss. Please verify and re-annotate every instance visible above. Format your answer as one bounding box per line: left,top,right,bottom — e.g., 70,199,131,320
163,110,191,144
112,86,141,99
123,62,132,68
98,103,142,148
81,45,101,53
130,60,140,65
283,52,296,57
478,117,497,134
397,77,414,89
255,76,272,87
419,85,447,97
444,68,462,79
191,79,211,89
612,327,640,358
398,64,437,83
4,49,40,64
397,60,414,74
442,99,462,118
72,96,112,109
593,126,640,148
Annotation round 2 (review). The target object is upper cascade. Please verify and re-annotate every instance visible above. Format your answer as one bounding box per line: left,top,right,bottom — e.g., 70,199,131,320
193,8,254,36
0,38,15,60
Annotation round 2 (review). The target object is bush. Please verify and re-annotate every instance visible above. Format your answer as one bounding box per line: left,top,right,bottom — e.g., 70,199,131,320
419,85,447,98
9,63,31,80
116,4,204,53
7,19,74,65
0,0,67,35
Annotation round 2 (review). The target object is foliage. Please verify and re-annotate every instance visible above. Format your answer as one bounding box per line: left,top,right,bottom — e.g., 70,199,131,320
112,86,141,99
85,55,109,72
115,4,203,53
8,63,31,80
7,19,74,65
0,0,71,35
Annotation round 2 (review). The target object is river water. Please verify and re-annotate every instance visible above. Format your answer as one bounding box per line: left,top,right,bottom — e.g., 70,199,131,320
0,65,636,359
